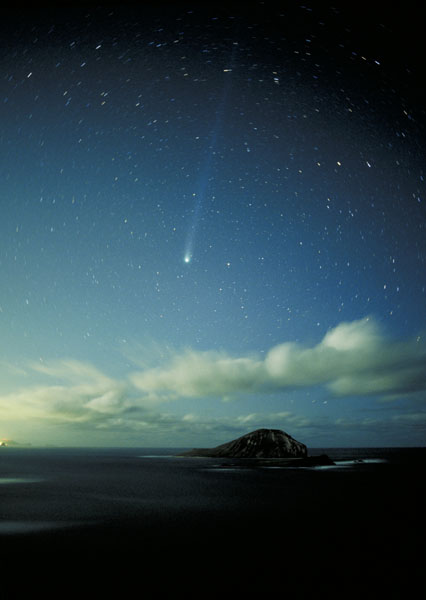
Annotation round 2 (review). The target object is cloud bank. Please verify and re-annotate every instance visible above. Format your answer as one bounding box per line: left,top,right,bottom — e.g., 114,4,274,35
130,317,426,400
1,317,425,444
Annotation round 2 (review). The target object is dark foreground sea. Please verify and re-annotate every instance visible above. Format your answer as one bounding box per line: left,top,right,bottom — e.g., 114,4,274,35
1,446,425,597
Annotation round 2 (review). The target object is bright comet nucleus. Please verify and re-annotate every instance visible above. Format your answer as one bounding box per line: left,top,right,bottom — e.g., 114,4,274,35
184,254,191,263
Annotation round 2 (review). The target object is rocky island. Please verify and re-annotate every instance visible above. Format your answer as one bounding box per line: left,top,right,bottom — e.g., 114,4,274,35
178,428,334,467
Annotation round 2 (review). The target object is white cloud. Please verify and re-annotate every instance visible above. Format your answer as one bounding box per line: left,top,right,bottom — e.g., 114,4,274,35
0,359,130,423
1,317,425,445
130,351,265,398
130,317,426,400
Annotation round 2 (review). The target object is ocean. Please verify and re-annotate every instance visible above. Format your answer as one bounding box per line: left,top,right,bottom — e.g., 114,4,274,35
1,446,425,596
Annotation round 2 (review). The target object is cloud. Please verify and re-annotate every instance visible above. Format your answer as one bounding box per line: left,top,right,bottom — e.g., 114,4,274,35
0,359,130,423
1,317,425,445
130,317,426,400
130,351,265,398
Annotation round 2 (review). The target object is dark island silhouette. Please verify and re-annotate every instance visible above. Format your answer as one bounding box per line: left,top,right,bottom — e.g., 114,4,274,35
178,428,334,467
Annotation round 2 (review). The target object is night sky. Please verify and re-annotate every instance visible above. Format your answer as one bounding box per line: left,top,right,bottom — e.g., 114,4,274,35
1,2,425,447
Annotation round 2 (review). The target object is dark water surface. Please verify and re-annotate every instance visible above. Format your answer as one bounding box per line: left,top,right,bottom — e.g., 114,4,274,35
1,447,424,596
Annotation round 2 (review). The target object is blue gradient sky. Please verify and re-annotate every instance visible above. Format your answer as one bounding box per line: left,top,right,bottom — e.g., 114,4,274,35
1,2,425,447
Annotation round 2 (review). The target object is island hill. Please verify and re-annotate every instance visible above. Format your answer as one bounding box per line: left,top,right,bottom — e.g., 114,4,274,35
178,428,334,467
